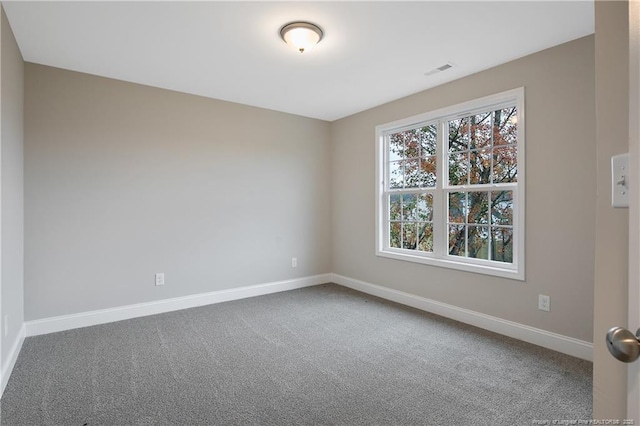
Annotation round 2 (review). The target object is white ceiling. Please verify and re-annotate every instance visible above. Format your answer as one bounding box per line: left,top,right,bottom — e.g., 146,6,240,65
3,1,594,122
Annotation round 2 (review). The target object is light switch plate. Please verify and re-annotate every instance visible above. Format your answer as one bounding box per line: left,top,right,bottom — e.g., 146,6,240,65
611,153,630,208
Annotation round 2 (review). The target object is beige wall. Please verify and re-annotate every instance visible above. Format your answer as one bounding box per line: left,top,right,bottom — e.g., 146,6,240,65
593,0,629,418
0,6,24,373
331,36,596,343
24,64,332,320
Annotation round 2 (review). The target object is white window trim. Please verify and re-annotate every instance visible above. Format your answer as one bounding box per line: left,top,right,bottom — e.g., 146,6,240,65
375,87,525,281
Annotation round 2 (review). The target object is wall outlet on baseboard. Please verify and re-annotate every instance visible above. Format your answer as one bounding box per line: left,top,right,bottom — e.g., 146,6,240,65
538,294,550,312
155,273,165,286
291,257,297,268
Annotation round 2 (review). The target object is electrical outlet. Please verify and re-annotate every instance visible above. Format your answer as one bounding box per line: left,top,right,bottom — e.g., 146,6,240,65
4,315,8,337
538,294,550,312
155,273,165,286
291,257,298,268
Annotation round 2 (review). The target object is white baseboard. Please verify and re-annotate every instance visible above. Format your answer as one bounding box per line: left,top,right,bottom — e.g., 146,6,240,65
25,274,332,337
20,271,592,361
1,323,26,397
331,273,593,361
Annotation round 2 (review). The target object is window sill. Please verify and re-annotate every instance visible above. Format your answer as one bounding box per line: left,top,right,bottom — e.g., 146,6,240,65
376,249,524,281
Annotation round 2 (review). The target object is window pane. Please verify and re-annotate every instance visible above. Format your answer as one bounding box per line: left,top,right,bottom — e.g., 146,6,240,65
491,191,513,225
402,223,417,250
449,225,466,257
419,125,437,156
402,194,417,221
405,130,420,159
470,150,491,185
448,192,466,223
416,193,433,222
471,112,492,149
468,192,489,224
389,133,403,161
389,194,402,221
492,146,517,183
468,226,489,260
389,160,403,189
449,117,469,152
449,152,468,186
390,222,401,248
491,227,513,263
420,156,437,187
494,107,518,146
417,222,434,252
404,159,421,188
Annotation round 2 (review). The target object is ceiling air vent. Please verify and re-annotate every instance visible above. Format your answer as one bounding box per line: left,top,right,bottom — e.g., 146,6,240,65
424,63,453,77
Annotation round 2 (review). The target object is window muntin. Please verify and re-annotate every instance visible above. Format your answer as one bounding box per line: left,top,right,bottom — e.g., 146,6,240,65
386,124,437,254
448,108,518,186
388,124,437,189
447,190,513,263
389,192,434,252
376,88,524,280
445,107,517,264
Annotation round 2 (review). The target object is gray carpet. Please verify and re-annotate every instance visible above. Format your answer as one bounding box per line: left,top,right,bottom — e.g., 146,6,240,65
0,283,592,425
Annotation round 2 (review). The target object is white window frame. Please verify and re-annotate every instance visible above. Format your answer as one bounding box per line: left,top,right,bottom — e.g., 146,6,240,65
375,88,525,280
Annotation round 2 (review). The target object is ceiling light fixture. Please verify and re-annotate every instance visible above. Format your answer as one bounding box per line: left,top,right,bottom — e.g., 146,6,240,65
280,22,323,54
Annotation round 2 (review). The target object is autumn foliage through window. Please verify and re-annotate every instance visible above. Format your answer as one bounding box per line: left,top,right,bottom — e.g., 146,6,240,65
446,107,517,263
376,89,524,279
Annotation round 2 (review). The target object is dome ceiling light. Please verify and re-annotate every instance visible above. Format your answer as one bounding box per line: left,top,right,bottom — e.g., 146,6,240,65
280,21,323,54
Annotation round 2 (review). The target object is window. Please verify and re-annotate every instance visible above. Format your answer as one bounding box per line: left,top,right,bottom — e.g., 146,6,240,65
375,88,524,280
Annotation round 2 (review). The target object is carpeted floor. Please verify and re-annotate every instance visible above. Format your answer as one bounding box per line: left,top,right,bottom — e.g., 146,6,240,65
0,283,592,425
